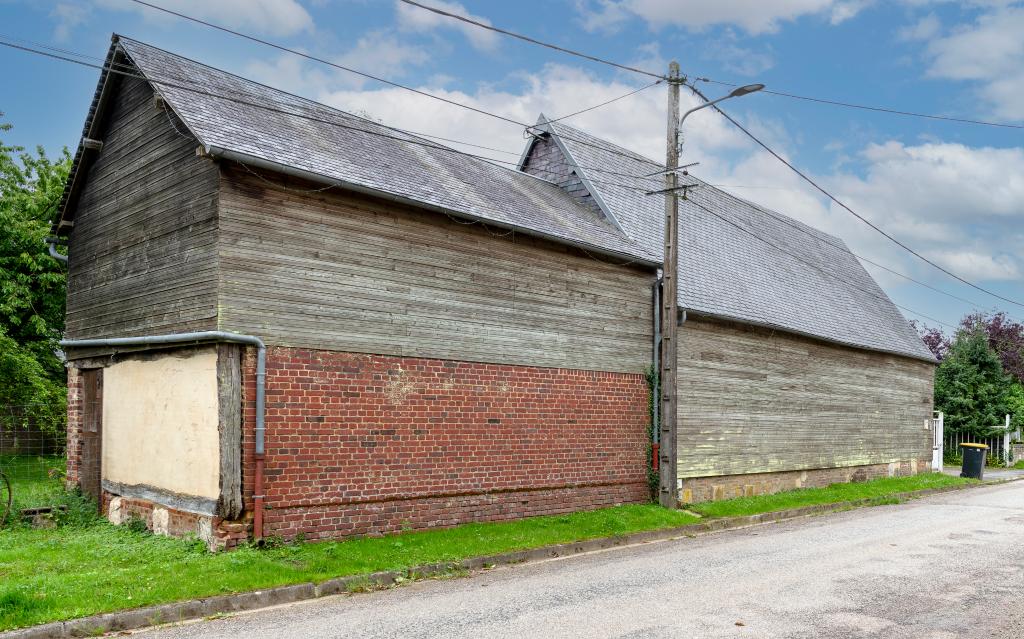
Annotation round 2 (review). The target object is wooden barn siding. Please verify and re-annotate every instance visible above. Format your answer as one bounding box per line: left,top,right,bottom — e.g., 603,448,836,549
676,318,935,478
216,166,653,372
66,74,220,339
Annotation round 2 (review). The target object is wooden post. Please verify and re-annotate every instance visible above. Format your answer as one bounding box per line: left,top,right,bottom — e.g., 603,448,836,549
659,62,681,509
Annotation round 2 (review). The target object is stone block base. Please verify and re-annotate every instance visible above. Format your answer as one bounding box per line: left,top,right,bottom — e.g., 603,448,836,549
679,459,931,504
102,492,250,550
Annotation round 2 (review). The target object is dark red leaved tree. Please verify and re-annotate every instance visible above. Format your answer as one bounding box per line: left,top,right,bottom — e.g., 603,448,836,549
960,312,1024,384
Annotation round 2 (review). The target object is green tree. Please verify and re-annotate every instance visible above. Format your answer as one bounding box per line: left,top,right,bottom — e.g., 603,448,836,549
0,117,70,430
934,328,1012,437
1007,382,1024,434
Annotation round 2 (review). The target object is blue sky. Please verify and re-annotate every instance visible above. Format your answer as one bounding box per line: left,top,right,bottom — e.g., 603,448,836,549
2,0,1023,333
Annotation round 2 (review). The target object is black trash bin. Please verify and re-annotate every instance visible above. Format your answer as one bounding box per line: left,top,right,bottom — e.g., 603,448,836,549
960,443,988,480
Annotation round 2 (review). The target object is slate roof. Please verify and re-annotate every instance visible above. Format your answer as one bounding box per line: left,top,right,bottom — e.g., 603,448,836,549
56,36,932,362
55,36,649,265
531,119,935,362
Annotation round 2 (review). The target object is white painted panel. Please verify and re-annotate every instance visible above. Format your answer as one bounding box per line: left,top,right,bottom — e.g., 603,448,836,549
102,347,221,500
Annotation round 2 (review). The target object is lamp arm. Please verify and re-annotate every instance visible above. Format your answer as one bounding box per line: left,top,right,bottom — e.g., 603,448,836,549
679,94,731,126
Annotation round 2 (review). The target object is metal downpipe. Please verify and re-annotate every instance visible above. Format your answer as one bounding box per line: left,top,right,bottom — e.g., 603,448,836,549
651,277,661,472
46,237,68,264
58,331,267,539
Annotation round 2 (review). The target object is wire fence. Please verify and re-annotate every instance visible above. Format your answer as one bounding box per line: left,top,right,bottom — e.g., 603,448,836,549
1,404,68,519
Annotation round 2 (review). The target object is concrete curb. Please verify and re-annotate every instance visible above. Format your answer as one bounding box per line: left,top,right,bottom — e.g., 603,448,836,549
2,477,1010,638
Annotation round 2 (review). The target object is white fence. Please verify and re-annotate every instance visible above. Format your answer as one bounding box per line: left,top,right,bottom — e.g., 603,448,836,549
942,414,1020,466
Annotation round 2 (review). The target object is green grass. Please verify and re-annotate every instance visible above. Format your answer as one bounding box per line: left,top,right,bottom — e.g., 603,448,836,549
0,471,983,631
688,472,974,519
1,455,65,512
1010,460,1024,470
0,502,699,631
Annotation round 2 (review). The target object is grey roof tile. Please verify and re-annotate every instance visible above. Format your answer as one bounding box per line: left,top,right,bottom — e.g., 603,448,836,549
57,36,932,362
108,37,649,264
542,120,935,362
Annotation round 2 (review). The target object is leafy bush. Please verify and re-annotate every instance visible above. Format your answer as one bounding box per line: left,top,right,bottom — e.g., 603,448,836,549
0,117,70,436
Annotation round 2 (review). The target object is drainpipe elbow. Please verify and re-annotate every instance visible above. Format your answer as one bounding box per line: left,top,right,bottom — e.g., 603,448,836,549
45,237,68,264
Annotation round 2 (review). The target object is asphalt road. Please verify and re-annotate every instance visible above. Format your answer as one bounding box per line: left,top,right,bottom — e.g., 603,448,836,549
139,481,1024,638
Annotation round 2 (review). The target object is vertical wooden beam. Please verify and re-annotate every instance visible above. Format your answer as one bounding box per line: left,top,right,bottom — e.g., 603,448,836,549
81,368,104,512
659,62,681,509
217,343,243,519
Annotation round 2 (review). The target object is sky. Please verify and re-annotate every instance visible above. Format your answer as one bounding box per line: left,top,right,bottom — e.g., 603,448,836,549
2,0,1023,334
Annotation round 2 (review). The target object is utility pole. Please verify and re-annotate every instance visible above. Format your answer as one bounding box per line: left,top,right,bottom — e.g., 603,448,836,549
659,61,681,509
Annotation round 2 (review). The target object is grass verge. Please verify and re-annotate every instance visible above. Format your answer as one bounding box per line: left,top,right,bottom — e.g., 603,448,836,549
0,503,698,631
688,472,975,519
0,471,982,632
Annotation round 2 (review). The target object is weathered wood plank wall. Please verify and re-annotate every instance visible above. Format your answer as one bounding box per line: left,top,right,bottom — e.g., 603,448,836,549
216,166,653,372
676,318,934,478
66,74,219,339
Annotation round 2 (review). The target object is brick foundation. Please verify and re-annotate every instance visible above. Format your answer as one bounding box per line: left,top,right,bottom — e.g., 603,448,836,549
243,347,651,541
102,492,251,550
679,459,932,504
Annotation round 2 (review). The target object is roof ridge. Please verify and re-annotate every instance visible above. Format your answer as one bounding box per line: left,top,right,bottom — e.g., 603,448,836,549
548,119,661,167
116,35,365,123
116,35,565,188
545,117,846,248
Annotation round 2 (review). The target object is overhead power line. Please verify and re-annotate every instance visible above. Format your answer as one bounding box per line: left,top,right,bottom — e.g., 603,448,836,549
683,197,957,330
0,38,674,188
396,0,1021,132
127,0,525,127
125,0,670,170
0,40,668,191
685,81,1024,310
701,181,1017,319
699,78,1024,131
545,80,663,123
3,39,1008,325
396,0,666,80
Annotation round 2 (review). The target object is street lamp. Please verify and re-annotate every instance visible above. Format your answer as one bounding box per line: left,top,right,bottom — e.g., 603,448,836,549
656,72,763,509
679,83,764,150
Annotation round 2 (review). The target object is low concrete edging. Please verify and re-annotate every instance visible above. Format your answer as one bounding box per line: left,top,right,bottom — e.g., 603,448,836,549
2,478,1005,639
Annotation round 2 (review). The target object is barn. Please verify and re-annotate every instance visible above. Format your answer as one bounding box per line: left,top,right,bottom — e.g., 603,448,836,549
54,36,936,548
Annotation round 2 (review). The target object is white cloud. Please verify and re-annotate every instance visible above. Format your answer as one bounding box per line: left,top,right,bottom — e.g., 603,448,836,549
98,0,313,37
705,137,1024,292
822,141,1024,283
245,52,335,96
933,252,1020,281
830,0,873,25
246,30,431,91
395,0,499,51
897,12,940,41
575,0,867,34
701,32,775,76
921,5,1024,120
315,63,751,168
574,0,633,32
51,2,91,41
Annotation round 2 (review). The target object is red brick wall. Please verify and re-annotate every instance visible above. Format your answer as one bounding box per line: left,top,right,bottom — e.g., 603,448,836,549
241,347,650,541
65,367,84,488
